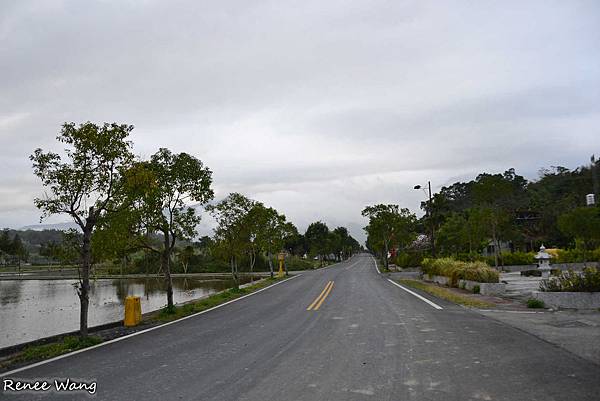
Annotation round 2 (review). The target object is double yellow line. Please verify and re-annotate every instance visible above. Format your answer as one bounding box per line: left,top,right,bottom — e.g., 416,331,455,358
307,281,334,311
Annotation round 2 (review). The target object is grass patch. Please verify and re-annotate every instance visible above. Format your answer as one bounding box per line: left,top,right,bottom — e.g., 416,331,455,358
15,336,103,363
526,298,545,309
155,277,285,322
398,279,495,308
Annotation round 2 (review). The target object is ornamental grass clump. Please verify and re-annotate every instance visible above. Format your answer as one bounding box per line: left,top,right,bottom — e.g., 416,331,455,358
421,258,499,285
540,268,600,292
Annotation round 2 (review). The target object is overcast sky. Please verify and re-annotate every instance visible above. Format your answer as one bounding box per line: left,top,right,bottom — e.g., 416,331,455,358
1,0,599,243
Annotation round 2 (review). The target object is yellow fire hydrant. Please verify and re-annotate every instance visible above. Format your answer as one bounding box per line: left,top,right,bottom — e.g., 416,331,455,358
124,296,142,327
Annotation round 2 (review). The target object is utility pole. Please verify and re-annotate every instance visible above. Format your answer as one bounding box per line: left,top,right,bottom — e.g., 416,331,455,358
428,181,436,258
414,181,436,258
592,155,599,198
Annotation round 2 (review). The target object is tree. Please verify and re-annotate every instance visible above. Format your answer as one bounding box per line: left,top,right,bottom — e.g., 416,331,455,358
305,221,330,266
208,193,255,288
126,149,213,310
178,245,196,274
471,170,527,267
10,234,28,266
0,230,11,256
249,205,294,278
31,122,134,336
332,227,360,260
436,214,469,256
558,207,600,265
362,204,416,268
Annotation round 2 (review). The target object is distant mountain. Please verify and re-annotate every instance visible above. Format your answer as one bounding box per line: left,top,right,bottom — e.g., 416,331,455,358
19,222,80,232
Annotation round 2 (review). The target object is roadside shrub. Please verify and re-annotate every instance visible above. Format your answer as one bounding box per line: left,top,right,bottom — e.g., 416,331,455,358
540,268,600,292
527,298,545,308
421,257,499,285
472,285,480,294
394,252,424,268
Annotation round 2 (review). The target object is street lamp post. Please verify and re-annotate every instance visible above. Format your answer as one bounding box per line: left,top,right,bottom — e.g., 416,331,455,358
414,181,436,258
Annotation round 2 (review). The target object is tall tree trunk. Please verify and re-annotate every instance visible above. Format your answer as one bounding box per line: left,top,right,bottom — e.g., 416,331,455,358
79,226,92,337
163,233,174,309
231,255,239,289
249,250,255,283
268,251,274,278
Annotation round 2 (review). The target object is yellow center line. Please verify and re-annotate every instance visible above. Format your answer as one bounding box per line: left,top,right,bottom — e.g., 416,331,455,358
307,281,333,311
313,281,334,311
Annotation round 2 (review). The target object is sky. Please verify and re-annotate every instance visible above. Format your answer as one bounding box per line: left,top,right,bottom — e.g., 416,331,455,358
1,0,599,244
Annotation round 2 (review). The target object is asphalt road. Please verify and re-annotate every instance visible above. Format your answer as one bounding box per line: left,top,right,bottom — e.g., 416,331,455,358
2,254,599,400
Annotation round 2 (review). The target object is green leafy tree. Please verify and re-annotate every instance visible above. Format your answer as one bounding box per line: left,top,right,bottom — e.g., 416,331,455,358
208,193,255,288
471,170,527,267
436,214,469,256
178,245,196,274
0,230,11,256
10,234,29,265
558,207,600,265
332,227,360,260
249,205,295,278
30,122,134,336
305,221,330,266
362,204,416,269
127,149,213,309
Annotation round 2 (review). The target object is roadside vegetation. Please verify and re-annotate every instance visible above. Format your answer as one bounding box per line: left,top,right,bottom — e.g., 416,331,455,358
421,258,499,284
540,268,600,292
363,161,600,270
15,121,362,340
1,336,103,369
398,279,495,308
526,298,545,309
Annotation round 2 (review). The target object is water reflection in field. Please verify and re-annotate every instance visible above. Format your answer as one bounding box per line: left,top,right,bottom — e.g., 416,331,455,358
0,276,248,349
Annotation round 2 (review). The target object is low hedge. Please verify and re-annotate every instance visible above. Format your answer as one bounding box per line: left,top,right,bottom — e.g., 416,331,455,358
421,257,499,285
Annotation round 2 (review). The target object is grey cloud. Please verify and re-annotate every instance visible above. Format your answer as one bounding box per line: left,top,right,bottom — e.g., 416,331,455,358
1,0,599,244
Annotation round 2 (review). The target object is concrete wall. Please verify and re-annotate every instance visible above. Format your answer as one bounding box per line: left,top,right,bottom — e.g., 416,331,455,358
423,274,505,295
532,291,600,310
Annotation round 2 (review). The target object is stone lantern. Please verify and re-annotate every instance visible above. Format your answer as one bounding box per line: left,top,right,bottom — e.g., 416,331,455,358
535,245,552,279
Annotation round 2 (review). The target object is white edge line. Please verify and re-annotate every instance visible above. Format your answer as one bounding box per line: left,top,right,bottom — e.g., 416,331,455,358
387,279,443,310
1,274,301,377
371,256,381,274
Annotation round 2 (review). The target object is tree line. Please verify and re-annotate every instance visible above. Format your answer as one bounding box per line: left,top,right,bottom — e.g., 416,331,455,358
363,161,600,269
30,122,361,337
0,231,28,264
